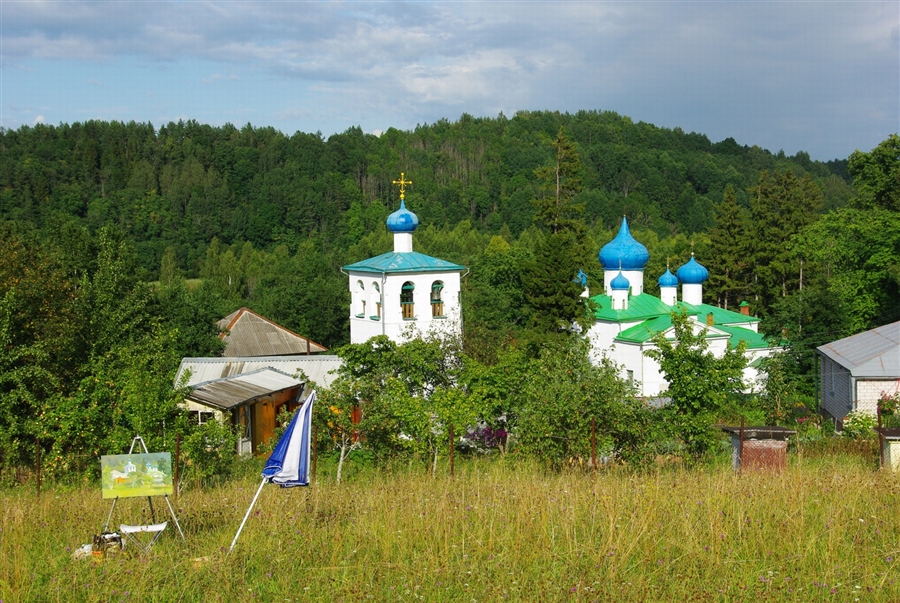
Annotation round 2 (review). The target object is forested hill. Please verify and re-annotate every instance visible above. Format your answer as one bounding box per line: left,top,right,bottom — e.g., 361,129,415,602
0,110,852,278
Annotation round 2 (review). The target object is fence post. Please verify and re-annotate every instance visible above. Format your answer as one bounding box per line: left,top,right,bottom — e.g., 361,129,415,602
312,425,318,483
174,434,181,500
738,416,745,474
449,424,455,478
591,418,597,472
36,438,41,500
878,406,884,469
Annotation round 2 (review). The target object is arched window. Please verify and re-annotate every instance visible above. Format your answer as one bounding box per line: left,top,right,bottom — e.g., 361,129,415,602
356,280,366,317
401,281,415,319
371,282,381,319
431,280,445,317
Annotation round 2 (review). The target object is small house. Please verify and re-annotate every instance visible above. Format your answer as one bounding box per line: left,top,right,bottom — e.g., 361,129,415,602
817,320,900,422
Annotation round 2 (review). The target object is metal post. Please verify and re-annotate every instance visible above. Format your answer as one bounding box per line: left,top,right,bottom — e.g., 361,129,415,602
878,406,885,469
591,418,597,472
738,416,745,474
229,478,267,554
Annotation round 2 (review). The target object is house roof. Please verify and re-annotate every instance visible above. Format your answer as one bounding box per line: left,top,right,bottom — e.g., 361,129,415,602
184,368,304,411
343,251,465,274
817,320,900,378
175,355,343,389
217,308,328,357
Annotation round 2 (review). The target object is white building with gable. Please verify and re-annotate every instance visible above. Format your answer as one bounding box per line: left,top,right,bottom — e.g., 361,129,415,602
343,175,466,344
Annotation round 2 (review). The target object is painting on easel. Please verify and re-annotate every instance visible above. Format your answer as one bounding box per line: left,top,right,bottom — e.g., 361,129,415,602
101,453,174,499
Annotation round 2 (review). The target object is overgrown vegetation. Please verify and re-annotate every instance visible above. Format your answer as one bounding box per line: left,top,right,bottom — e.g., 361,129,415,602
4,451,900,602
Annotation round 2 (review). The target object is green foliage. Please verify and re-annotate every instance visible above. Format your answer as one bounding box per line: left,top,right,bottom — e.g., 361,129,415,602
747,169,823,312
848,134,900,212
706,184,750,309
180,416,239,486
515,338,647,467
841,411,877,440
645,310,748,457
330,335,474,473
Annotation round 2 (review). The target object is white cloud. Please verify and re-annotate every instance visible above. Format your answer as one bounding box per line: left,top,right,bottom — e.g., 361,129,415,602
1,1,896,159
33,115,45,124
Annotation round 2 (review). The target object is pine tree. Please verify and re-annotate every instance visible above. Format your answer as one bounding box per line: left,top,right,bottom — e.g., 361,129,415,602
532,127,585,235
523,128,592,337
706,185,750,309
747,170,823,312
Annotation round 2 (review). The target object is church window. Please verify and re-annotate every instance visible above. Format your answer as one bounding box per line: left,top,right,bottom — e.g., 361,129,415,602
401,282,415,319
431,281,445,317
356,281,365,317
371,282,381,319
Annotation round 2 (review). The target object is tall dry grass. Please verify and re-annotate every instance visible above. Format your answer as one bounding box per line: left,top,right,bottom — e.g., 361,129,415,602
2,452,899,602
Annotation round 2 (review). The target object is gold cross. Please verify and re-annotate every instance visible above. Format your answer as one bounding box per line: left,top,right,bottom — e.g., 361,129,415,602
392,172,412,200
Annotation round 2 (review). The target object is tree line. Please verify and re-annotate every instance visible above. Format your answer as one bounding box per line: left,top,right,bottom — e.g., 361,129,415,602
1,110,897,477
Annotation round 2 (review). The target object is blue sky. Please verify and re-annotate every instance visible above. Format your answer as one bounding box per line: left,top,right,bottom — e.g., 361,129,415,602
2,1,897,161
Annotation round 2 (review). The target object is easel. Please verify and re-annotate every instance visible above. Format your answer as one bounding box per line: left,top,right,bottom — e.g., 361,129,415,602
103,436,185,543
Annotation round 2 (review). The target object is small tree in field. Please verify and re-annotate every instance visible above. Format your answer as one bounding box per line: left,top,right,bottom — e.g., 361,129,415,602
644,310,747,458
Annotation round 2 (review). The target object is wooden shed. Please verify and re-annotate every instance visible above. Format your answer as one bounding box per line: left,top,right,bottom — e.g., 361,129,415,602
183,368,306,456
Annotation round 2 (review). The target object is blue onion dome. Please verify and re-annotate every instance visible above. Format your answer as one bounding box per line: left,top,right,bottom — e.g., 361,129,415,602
599,217,649,270
611,271,630,291
658,268,678,288
676,254,709,284
386,200,419,233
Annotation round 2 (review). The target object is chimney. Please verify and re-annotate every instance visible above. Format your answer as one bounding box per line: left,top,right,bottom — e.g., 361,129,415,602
739,301,750,316
706,313,715,327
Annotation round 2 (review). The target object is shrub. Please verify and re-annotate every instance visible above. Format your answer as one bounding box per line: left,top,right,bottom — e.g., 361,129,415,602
841,411,877,440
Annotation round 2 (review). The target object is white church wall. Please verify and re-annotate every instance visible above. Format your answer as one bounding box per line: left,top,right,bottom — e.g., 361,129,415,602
348,270,461,344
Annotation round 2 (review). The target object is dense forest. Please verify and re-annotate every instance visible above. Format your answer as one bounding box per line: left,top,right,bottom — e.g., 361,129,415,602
1,111,898,474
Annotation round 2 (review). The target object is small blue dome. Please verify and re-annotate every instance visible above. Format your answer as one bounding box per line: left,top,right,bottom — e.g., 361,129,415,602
658,268,678,288
611,271,630,291
599,217,649,270
386,200,419,233
676,255,709,284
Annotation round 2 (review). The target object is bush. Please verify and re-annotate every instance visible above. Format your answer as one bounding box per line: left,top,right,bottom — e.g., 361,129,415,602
180,418,239,487
841,411,877,440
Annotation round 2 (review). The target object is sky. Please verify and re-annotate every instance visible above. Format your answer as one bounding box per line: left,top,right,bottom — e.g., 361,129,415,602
1,1,898,161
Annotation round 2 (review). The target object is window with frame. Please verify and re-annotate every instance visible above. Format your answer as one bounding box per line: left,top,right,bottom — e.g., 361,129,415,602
356,280,366,317
431,280,445,317
401,281,415,319
372,282,381,319
193,410,215,425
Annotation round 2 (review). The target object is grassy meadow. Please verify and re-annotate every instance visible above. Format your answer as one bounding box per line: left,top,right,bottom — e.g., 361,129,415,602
3,446,900,602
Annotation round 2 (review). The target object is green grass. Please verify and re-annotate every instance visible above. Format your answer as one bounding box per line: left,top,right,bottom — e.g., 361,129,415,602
3,449,900,602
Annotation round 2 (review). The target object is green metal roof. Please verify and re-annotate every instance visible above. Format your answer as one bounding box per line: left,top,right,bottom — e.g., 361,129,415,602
716,325,771,349
679,302,760,325
616,315,675,343
594,291,770,349
343,251,466,274
591,293,680,322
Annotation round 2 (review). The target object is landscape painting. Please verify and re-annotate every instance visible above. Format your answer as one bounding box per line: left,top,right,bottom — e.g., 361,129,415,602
100,453,173,499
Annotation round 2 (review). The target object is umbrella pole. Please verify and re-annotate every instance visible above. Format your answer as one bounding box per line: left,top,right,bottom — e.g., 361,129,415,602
229,478,267,554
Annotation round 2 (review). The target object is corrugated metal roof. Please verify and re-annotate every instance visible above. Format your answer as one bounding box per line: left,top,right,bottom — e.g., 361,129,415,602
185,368,303,411
217,308,328,356
343,251,465,274
817,320,900,378
175,355,343,389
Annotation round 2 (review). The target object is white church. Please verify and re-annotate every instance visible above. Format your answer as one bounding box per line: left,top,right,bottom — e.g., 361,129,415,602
586,217,774,397
343,175,465,344
343,179,772,397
